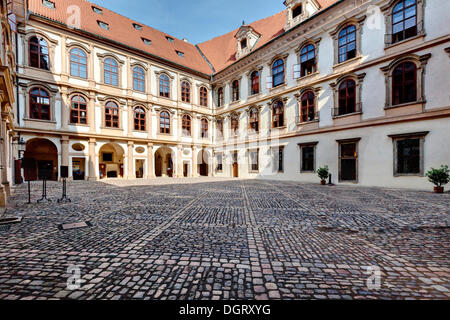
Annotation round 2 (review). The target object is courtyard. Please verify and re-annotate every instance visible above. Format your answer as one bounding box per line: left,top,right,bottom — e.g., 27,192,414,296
0,178,448,300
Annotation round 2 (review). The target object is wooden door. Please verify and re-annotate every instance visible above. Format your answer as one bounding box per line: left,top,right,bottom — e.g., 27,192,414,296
99,164,107,179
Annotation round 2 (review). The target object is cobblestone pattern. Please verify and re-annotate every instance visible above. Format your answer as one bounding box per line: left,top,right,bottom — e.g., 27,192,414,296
0,178,448,300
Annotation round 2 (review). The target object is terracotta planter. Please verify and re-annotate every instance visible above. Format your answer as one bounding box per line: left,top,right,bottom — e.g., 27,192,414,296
434,186,444,194
321,180,326,185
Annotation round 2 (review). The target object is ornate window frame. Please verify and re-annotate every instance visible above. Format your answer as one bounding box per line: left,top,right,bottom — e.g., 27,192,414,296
267,54,289,89
131,62,148,93
247,66,263,97
298,141,318,173
381,0,425,48
230,112,240,136
330,16,366,67
268,97,288,129
156,108,174,135
295,87,321,124
68,92,89,126
337,138,361,183
200,117,209,139
230,78,242,104
380,53,430,109
295,38,321,79
133,104,147,132
330,73,366,118
180,78,192,103
216,86,225,108
198,86,209,107
155,70,174,99
98,97,124,129
21,82,58,122
66,42,90,79
97,53,125,87
246,105,261,134
248,148,260,173
24,30,58,72
181,112,192,137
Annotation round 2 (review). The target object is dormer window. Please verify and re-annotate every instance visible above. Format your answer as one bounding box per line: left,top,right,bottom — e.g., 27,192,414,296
142,38,151,46
166,36,174,43
292,4,302,18
176,51,184,57
98,21,109,30
42,0,55,9
133,23,143,31
241,39,247,49
235,25,261,59
92,6,102,14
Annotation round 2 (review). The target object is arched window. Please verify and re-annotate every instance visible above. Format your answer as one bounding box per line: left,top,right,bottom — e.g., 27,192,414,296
338,79,356,115
134,106,146,131
250,71,260,95
338,25,356,63
200,87,208,107
231,113,239,136
29,36,49,70
182,114,191,136
272,59,285,87
300,44,316,77
133,66,145,92
249,108,259,133
105,101,119,128
217,87,224,107
159,74,170,98
392,0,417,43
29,87,50,120
181,81,190,103
300,91,315,123
104,58,118,86
70,95,87,124
70,48,87,78
160,111,170,134
232,80,240,102
201,118,209,138
272,100,284,128
393,61,417,105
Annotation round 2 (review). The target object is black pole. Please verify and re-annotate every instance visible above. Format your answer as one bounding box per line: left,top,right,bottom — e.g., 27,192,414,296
57,178,71,203
328,174,334,186
37,178,51,203
27,180,31,204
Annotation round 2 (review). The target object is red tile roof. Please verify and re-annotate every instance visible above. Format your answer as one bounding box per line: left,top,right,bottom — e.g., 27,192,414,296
28,0,339,75
28,0,214,75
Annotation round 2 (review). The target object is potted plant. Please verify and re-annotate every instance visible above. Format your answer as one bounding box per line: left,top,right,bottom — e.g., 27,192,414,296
426,165,449,193
317,165,330,185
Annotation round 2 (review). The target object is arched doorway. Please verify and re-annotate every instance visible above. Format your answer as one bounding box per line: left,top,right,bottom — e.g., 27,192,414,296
23,138,58,181
197,149,211,177
155,147,173,177
99,143,125,179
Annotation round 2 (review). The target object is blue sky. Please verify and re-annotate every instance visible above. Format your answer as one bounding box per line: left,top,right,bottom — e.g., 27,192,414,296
90,0,285,44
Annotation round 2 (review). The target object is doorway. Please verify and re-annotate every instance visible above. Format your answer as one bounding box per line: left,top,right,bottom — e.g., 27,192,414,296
183,162,189,177
72,158,86,180
135,159,144,178
23,138,58,181
232,152,239,178
339,140,358,182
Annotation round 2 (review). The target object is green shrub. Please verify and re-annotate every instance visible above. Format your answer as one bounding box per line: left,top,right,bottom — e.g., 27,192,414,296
426,165,450,187
317,165,330,181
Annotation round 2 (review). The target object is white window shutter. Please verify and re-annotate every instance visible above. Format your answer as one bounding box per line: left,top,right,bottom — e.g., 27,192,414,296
266,76,273,89
293,64,301,79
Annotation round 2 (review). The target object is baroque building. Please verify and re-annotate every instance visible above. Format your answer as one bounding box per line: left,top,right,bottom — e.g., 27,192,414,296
4,0,450,201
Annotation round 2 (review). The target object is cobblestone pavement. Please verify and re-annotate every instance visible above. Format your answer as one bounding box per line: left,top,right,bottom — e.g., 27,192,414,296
0,178,448,300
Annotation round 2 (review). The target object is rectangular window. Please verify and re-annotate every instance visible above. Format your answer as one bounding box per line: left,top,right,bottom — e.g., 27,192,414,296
299,143,317,172
103,153,113,162
249,150,259,173
390,132,428,176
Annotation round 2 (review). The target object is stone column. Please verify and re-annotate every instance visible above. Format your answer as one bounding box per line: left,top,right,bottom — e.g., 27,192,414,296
177,145,183,178
127,141,135,179
61,87,69,131
60,135,70,180
0,110,9,200
147,143,155,178
127,100,133,136
88,92,96,133
88,138,97,181
191,145,198,177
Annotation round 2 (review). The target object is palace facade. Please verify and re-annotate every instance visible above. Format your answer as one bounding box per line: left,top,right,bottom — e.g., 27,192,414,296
4,0,450,203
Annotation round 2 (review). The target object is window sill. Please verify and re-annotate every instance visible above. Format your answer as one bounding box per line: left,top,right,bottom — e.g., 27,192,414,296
23,118,56,124
229,100,241,106
101,126,123,131
69,75,88,81
249,170,259,174
102,82,121,89
385,33,425,50
394,173,424,178
69,123,89,127
248,92,261,99
332,111,362,119
333,55,362,69
269,84,287,93
296,71,319,82
385,100,425,110
297,119,319,126
300,170,315,174
26,66,52,73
